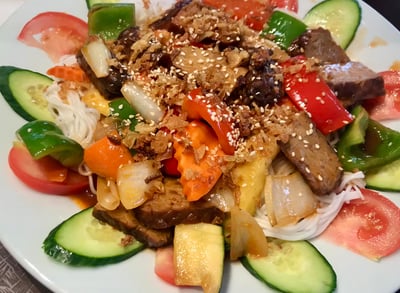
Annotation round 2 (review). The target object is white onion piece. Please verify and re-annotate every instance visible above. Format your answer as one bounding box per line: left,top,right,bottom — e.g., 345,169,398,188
229,206,268,260
206,180,236,212
121,82,165,123
96,177,120,211
81,37,111,78
255,171,365,240
264,171,318,227
117,160,163,210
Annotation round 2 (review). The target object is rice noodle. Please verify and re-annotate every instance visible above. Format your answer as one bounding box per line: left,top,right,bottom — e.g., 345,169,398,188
45,83,100,148
255,171,366,240
78,163,97,195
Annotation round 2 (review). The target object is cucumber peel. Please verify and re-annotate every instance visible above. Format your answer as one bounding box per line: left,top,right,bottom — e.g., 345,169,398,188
303,0,362,49
0,66,54,121
43,207,145,266
366,158,400,191
241,238,336,293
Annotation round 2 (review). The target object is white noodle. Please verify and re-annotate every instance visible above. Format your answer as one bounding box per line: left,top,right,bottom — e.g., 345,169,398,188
45,83,100,148
78,163,97,196
255,171,365,240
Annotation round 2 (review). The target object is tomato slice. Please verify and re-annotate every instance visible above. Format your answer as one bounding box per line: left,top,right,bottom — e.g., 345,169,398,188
8,145,89,195
270,0,298,12
202,0,273,30
155,246,176,286
363,70,400,121
18,12,88,62
322,188,400,260
183,88,238,155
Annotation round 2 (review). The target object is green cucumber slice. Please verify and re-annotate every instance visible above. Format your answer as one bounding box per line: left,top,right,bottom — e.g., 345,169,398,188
0,66,54,121
303,0,362,49
366,158,400,192
241,238,336,293
43,207,145,266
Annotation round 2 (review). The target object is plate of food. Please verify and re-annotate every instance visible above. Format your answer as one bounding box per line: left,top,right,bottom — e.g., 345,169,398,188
0,0,399,292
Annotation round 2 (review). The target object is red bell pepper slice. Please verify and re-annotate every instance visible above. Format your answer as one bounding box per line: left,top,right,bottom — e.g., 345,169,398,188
282,57,353,134
182,88,238,155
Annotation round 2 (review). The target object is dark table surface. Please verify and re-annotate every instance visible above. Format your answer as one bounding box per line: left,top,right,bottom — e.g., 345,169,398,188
364,0,400,30
0,1,399,293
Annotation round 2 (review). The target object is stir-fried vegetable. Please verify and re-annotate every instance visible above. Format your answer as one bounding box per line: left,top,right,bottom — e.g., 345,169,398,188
173,121,226,201
17,120,83,168
263,10,307,50
46,65,89,83
83,134,132,180
183,88,238,155
228,205,269,260
88,3,135,40
282,57,354,134
3,0,400,292
202,0,273,30
117,160,163,209
81,36,112,78
337,105,400,171
108,97,138,130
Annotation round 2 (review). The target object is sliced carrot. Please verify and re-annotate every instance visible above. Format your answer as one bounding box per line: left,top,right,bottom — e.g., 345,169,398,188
173,120,225,201
83,136,133,180
47,65,89,82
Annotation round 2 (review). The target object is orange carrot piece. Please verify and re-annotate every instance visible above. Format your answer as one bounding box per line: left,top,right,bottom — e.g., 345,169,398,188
173,120,225,201
83,136,133,180
47,65,89,82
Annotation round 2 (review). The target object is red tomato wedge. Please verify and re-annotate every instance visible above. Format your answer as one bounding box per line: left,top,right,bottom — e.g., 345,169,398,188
155,246,176,286
18,12,88,62
363,70,400,121
322,188,400,260
202,0,273,31
8,144,89,195
270,0,298,12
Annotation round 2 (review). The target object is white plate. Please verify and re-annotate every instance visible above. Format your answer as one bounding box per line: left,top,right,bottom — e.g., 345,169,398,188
0,1,399,292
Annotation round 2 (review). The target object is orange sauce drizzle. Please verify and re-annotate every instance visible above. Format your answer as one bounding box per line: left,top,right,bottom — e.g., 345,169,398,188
69,189,97,209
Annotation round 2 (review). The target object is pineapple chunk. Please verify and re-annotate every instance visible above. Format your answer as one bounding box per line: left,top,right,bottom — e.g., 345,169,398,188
231,156,269,216
81,88,110,116
174,223,224,293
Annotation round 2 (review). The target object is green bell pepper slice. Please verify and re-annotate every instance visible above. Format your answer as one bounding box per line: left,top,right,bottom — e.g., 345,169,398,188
109,97,138,131
17,120,83,168
88,3,135,40
337,105,400,172
262,10,307,50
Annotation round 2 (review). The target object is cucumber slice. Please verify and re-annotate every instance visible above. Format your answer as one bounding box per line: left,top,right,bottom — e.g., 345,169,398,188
43,207,145,266
0,66,54,121
241,238,336,293
366,159,400,191
303,0,361,49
